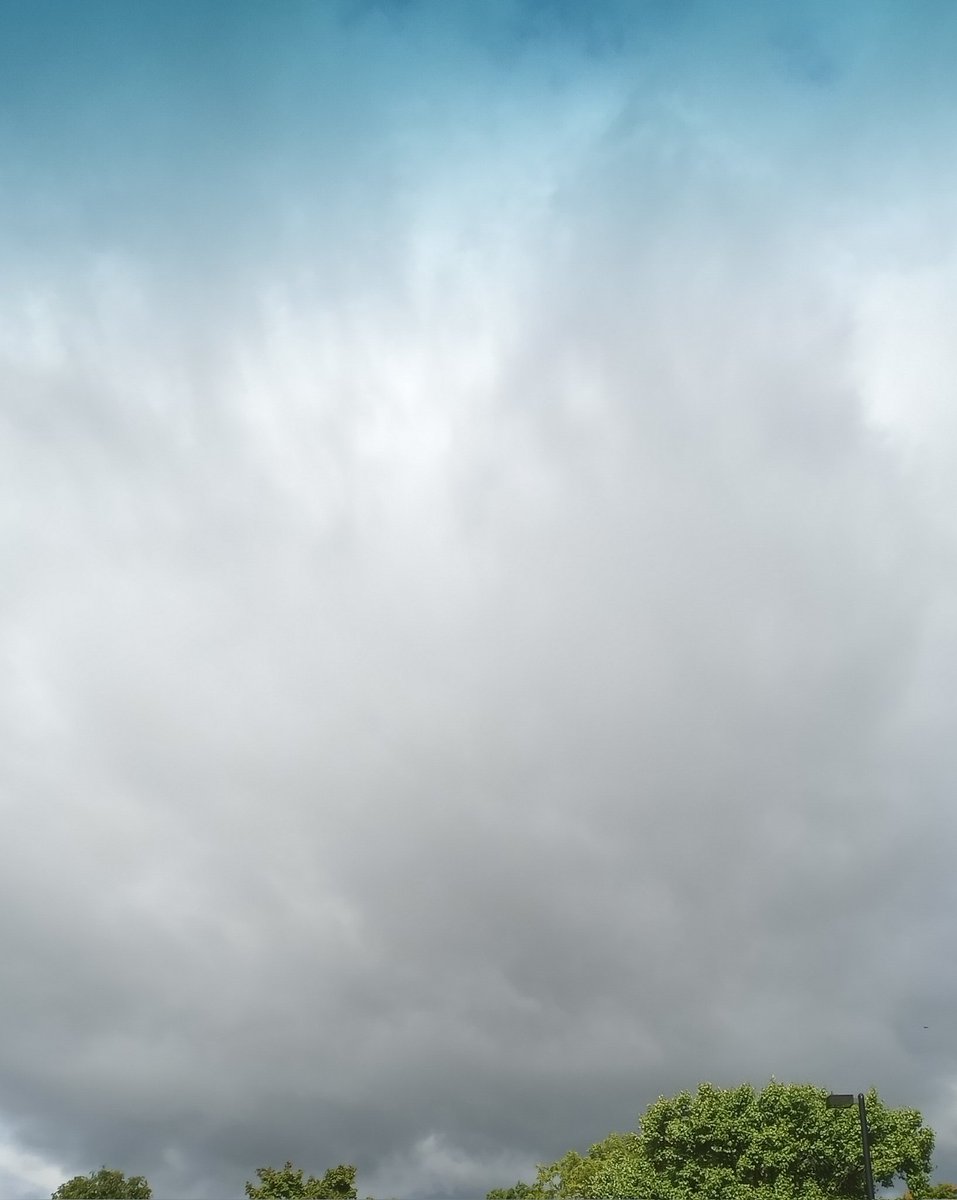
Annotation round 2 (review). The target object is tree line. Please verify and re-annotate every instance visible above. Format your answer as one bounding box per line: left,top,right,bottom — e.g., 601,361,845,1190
50,1081,955,1199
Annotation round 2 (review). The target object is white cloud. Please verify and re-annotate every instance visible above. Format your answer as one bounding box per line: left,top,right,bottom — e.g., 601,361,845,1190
3,4,957,1196
0,1131,67,1200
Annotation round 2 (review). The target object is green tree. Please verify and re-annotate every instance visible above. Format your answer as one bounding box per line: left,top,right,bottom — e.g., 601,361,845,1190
637,1081,931,1200
488,1081,934,1200
903,1186,957,1198
52,1167,151,1198
488,1183,548,1200
245,1162,358,1199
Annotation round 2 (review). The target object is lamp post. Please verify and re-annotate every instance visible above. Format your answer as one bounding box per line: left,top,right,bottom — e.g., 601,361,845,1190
827,1093,876,1200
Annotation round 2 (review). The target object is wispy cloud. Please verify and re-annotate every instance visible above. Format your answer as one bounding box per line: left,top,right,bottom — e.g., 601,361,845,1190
3,3,957,1197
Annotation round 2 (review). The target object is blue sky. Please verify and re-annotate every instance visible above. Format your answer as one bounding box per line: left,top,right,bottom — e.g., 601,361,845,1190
3,2,957,1198
6,0,952,258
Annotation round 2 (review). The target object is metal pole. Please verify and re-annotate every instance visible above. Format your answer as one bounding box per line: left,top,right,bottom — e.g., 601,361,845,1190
857,1093,876,1200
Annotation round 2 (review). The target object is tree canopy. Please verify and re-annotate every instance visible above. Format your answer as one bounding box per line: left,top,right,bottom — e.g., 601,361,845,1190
488,1081,934,1200
245,1161,358,1199
51,1167,152,1199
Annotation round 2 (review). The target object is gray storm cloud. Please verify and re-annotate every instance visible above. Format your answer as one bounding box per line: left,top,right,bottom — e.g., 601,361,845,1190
3,6,957,1198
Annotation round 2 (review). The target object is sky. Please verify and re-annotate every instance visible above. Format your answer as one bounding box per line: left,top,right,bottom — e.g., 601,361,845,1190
3,1,957,1197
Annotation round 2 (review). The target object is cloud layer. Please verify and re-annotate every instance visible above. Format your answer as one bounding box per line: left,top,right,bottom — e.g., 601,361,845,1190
3,2,957,1196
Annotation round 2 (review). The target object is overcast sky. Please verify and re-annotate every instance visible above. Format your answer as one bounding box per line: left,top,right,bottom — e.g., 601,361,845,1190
3,1,957,1197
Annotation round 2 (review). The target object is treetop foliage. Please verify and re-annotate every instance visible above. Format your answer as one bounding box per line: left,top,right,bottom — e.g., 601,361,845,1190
244,1161,358,1199
487,1081,935,1200
48,1086,948,1200
51,1167,152,1198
